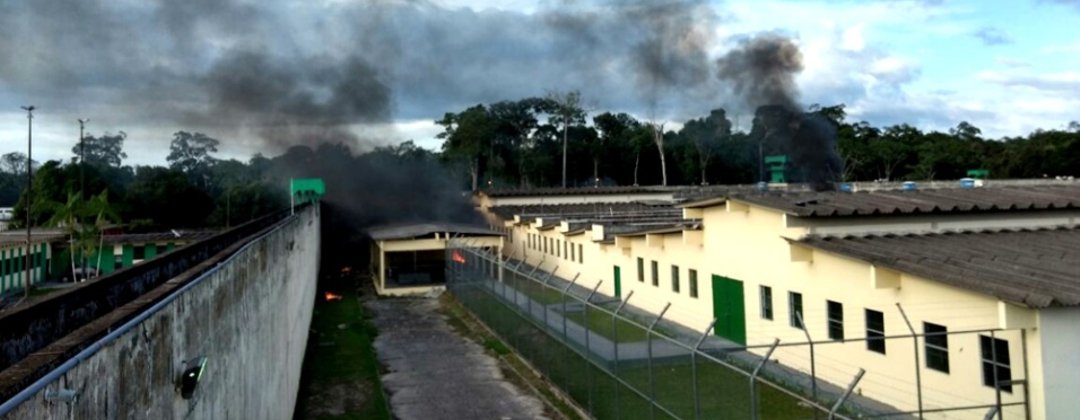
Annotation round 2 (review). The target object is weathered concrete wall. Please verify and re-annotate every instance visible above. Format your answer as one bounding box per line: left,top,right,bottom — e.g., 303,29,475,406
3,206,320,419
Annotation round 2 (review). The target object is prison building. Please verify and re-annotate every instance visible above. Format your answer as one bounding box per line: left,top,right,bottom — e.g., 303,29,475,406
368,223,503,296
477,184,1080,420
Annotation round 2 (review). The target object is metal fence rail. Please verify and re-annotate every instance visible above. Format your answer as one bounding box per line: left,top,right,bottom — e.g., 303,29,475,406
446,238,1029,420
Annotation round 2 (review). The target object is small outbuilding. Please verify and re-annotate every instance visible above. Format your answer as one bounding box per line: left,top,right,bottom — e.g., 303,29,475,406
368,223,503,296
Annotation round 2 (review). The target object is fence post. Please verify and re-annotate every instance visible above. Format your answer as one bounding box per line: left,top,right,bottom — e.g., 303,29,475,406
528,255,545,277
692,319,717,420
536,266,557,315
546,273,578,333
1021,329,1031,420
896,303,924,420
611,291,634,420
647,303,672,420
561,276,579,341
584,280,603,416
991,330,1003,420
796,311,817,406
749,338,781,420
501,248,516,283
829,368,865,420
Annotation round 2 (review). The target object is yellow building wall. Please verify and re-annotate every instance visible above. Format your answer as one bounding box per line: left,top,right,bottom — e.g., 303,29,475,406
492,204,1045,419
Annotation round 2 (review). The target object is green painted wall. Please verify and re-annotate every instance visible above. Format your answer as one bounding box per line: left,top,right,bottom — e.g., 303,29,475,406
122,244,134,268
145,243,158,259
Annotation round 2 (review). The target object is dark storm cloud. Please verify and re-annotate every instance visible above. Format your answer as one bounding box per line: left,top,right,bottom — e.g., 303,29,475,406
1,0,736,154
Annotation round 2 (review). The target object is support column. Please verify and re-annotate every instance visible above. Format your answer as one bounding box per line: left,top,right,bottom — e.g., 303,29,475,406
379,242,387,293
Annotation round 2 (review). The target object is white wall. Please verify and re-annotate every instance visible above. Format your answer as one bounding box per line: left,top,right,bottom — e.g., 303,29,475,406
1037,307,1080,419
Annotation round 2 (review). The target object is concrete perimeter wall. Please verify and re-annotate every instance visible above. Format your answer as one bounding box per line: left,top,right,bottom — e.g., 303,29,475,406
3,206,320,419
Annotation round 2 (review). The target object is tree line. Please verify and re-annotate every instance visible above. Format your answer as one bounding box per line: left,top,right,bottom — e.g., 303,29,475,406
2,132,281,230
437,93,1080,189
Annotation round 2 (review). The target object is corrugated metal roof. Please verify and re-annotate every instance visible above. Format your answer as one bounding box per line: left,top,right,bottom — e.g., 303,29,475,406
684,185,1080,217
367,223,502,241
796,226,1080,308
488,202,679,221
481,186,679,198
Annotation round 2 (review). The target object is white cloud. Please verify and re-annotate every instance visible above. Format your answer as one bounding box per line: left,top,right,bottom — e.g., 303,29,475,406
841,23,866,51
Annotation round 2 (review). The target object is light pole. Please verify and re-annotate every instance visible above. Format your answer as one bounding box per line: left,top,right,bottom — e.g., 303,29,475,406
21,106,35,298
78,118,88,200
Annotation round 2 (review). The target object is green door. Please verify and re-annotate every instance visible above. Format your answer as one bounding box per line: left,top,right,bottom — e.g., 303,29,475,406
613,266,622,297
712,275,747,345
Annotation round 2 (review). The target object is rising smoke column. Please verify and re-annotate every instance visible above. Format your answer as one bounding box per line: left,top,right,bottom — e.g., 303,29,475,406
716,34,843,188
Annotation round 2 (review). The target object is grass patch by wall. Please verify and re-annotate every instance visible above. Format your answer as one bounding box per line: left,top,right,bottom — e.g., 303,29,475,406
293,277,389,420
451,281,819,420
562,309,649,343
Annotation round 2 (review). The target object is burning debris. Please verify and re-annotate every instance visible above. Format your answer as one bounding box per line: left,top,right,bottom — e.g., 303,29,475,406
324,291,343,302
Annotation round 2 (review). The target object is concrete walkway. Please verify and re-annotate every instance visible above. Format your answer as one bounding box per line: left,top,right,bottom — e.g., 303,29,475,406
367,298,549,420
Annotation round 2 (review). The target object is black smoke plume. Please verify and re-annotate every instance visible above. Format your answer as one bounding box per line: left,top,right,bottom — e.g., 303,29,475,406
716,35,843,188
622,1,716,112
270,143,480,269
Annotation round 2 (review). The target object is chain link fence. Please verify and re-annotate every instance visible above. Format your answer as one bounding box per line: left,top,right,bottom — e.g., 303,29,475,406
446,239,1028,420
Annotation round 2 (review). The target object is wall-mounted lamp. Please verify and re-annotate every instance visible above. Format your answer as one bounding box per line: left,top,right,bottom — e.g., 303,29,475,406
177,356,208,399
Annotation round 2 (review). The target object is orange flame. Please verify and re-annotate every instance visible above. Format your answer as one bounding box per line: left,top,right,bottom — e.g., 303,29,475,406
452,250,466,264
324,291,343,301
340,266,352,274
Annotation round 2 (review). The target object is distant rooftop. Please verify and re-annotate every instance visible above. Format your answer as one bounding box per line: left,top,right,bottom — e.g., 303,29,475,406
796,226,1080,308
682,184,1080,217
367,223,501,241
480,186,685,198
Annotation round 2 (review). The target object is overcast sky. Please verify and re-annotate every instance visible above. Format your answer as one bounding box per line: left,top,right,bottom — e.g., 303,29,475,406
0,0,1077,165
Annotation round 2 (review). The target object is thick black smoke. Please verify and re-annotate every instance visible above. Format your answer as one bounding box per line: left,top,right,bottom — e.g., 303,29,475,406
542,1,720,115
193,51,392,150
621,1,716,112
716,35,803,111
716,35,843,188
270,143,480,268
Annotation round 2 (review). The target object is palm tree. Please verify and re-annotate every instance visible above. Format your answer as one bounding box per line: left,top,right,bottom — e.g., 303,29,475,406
48,190,119,281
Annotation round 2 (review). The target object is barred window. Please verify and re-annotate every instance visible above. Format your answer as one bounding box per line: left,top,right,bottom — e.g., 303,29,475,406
827,300,844,340
759,286,773,320
671,265,680,293
637,258,644,282
980,336,1012,392
924,322,950,373
689,269,698,298
866,309,885,354
651,261,658,286
789,292,803,329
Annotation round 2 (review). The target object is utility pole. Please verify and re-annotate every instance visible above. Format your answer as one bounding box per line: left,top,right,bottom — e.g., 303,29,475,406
562,112,568,188
78,118,89,200
21,105,35,298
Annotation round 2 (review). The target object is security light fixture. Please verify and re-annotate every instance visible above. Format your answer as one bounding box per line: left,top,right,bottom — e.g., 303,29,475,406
177,356,208,399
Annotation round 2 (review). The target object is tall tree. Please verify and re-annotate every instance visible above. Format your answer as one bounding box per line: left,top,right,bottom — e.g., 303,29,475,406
628,123,653,186
592,112,638,185
167,131,220,189
73,131,128,167
438,105,496,191
680,109,733,185
651,122,668,186
490,99,542,187
543,91,586,188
